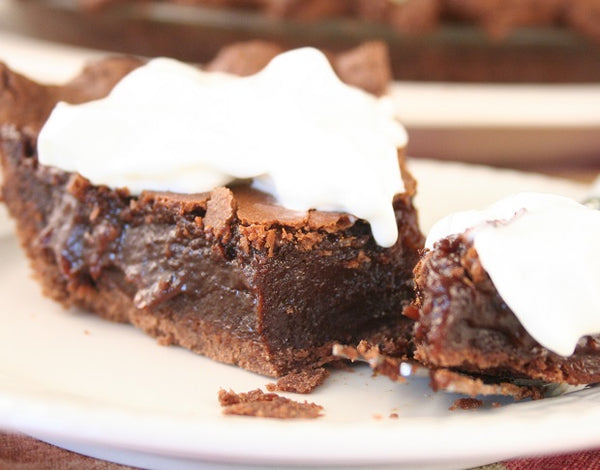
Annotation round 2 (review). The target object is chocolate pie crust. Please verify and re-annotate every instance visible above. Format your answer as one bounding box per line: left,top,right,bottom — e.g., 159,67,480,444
0,45,423,377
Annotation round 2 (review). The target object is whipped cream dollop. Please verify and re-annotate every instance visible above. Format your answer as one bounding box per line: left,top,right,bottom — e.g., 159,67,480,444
37,49,408,247
426,192,600,357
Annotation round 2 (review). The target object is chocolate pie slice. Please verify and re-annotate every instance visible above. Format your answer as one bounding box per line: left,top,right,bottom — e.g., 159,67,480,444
404,194,600,387
0,42,423,377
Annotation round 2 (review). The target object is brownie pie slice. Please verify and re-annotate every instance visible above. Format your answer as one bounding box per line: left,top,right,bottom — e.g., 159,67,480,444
0,43,423,377
404,193,600,386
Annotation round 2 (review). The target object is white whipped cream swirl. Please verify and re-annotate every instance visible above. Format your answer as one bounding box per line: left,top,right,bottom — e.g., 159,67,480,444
38,49,408,247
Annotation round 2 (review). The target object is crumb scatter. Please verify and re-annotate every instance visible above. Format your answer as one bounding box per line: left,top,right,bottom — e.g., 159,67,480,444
218,388,323,419
449,398,483,411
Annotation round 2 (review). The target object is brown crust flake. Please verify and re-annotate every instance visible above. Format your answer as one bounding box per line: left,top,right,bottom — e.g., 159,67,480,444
430,369,544,401
334,343,544,400
218,388,324,419
449,397,483,411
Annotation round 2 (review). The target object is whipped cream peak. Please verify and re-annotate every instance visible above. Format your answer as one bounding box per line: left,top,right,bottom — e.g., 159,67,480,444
425,192,583,249
38,49,407,247
427,192,600,357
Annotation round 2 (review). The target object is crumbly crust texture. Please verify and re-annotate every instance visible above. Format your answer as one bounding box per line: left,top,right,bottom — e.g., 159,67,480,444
333,342,544,400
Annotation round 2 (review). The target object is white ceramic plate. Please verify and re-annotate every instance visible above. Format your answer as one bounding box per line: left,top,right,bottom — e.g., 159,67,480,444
1,29,600,167
0,160,597,470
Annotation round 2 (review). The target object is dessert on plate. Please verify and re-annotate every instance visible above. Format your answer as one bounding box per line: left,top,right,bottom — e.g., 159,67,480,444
3,35,597,399
403,193,600,389
0,42,423,377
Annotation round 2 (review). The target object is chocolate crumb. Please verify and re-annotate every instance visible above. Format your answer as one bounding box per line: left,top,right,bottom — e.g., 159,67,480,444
389,413,399,419
335,343,543,400
218,388,323,419
333,341,407,383
430,368,544,400
449,398,483,411
266,368,330,394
